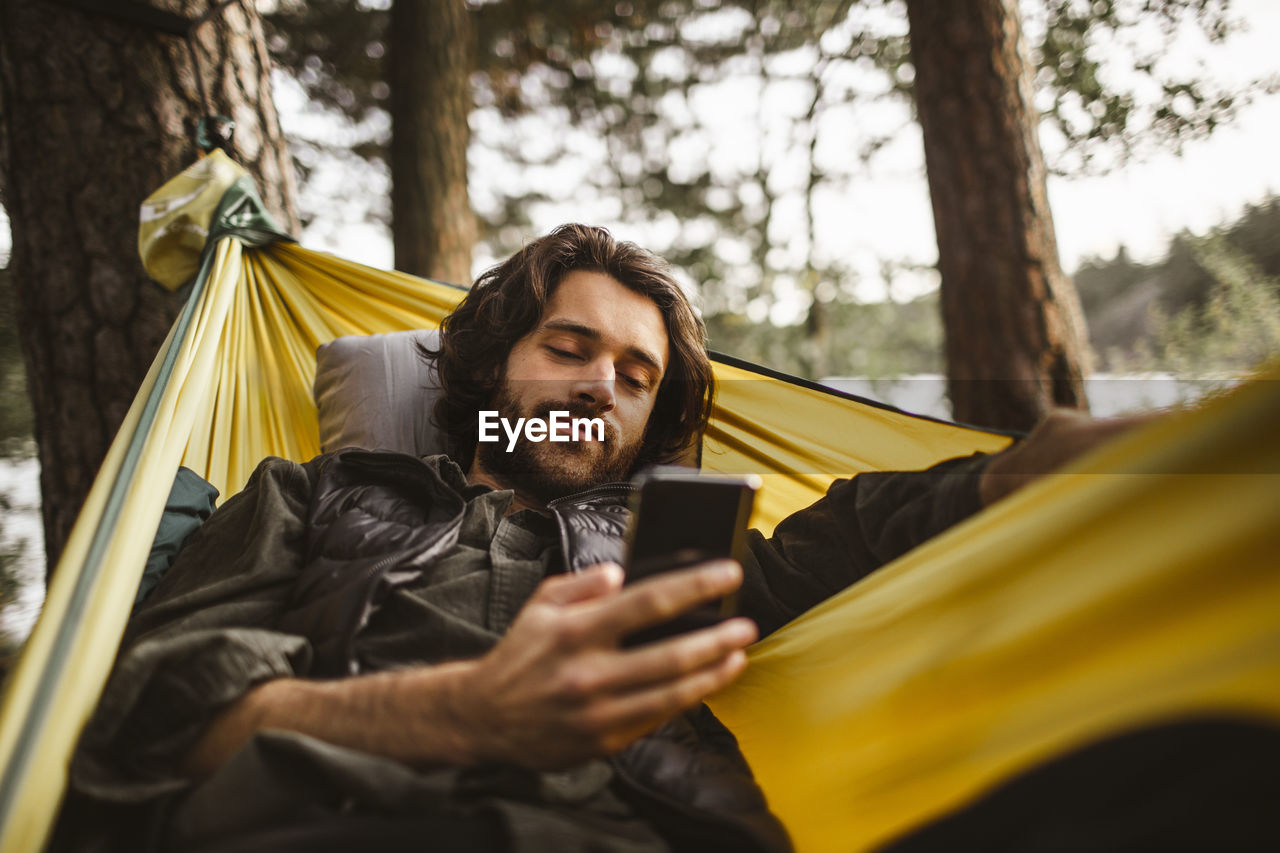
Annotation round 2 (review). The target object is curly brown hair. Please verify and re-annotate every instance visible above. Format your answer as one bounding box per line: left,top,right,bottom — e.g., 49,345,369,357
422,224,714,472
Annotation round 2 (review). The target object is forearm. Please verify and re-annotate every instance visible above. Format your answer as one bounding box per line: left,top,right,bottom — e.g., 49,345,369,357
182,661,481,778
977,409,1156,505
739,453,992,635
184,564,755,780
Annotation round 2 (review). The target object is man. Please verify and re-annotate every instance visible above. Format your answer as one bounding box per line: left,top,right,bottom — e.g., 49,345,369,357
59,225,1128,852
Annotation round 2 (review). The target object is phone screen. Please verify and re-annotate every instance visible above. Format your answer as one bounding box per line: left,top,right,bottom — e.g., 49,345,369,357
621,467,760,645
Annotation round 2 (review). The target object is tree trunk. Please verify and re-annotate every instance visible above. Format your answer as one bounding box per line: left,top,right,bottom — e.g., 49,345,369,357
389,0,475,285
904,0,1090,432
0,0,298,575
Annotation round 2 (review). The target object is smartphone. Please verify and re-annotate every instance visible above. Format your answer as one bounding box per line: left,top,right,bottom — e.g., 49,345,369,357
621,466,761,646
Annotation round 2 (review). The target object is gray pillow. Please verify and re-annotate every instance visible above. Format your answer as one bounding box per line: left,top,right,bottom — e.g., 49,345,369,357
314,329,448,457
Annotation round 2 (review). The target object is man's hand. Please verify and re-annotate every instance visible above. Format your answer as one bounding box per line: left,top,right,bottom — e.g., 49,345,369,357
184,561,754,778
453,561,756,770
979,408,1160,506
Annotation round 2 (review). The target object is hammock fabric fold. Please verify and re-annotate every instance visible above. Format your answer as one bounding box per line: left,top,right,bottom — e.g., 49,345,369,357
1,152,1276,852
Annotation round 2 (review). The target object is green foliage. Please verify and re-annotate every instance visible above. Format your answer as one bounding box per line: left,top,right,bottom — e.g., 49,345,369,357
260,0,1274,385
0,493,26,674
1028,0,1265,173
1076,198,1280,369
1074,245,1151,320
0,263,34,455
261,0,1267,374
1126,237,1280,374
713,197,1280,381
265,1,389,125
266,0,1261,172
706,291,943,379
0,262,34,672
1216,193,1280,277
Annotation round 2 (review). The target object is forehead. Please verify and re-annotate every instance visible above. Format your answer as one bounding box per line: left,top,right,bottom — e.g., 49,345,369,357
541,270,669,369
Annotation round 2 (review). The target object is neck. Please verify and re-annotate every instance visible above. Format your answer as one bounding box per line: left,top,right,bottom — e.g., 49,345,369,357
466,458,548,515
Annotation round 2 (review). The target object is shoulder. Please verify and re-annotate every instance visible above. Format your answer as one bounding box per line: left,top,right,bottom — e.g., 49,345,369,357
238,455,315,502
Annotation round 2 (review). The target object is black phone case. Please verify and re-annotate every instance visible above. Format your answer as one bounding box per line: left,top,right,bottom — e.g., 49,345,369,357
621,467,759,646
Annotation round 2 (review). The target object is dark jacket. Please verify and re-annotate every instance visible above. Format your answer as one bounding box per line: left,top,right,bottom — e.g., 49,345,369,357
61,448,989,852
278,449,791,851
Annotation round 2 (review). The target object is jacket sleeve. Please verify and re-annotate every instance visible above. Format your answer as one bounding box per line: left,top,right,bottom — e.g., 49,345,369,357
69,457,317,804
739,452,993,637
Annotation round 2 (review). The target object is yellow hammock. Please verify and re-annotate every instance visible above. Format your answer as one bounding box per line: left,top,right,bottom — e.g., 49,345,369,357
1,152,1277,852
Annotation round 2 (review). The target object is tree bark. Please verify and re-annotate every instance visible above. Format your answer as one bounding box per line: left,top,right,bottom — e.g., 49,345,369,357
0,0,298,575
904,0,1090,432
389,0,475,285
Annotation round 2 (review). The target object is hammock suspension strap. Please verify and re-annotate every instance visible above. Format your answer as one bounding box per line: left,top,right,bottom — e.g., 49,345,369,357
49,0,241,155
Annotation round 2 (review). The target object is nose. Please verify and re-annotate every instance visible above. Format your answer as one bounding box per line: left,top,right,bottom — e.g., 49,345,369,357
572,360,616,414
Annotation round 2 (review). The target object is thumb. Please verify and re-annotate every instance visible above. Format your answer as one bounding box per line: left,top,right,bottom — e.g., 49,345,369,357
532,562,624,606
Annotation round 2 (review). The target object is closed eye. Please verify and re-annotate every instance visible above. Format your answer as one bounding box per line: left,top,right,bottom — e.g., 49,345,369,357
546,346,583,361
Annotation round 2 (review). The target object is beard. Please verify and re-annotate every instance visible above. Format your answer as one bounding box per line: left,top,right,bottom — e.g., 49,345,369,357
475,383,646,504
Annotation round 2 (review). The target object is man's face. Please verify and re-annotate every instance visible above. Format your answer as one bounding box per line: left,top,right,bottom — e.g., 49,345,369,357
475,269,669,502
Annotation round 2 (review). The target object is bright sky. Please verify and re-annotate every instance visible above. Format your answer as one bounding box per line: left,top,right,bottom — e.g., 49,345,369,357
1049,0,1280,264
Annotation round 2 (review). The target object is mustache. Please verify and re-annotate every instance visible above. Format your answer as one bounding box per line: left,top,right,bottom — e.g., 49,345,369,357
521,399,620,444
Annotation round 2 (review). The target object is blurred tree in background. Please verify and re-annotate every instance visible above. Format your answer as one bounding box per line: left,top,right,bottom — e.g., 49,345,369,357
0,262,32,454
706,290,944,377
1079,199,1280,373
0,0,297,573
1141,241,1280,373
388,0,475,282
263,0,1262,428
905,0,1090,430
0,492,24,674
0,260,31,670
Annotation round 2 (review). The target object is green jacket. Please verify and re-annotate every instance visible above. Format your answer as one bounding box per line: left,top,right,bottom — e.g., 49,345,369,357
58,450,988,852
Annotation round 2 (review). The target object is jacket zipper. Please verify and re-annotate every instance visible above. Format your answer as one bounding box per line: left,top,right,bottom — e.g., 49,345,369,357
547,481,634,508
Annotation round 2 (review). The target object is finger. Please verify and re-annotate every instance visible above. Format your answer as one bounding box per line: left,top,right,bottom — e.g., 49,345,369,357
532,563,624,606
590,617,757,694
589,561,743,639
579,651,749,749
